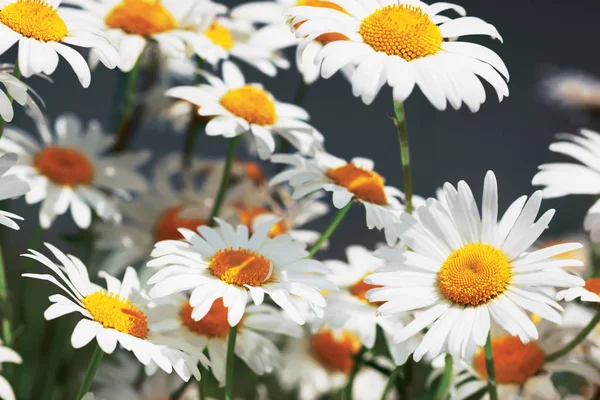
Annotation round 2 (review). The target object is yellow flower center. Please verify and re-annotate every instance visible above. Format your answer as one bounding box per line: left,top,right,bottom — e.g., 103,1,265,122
209,248,272,287
326,163,387,205
34,147,94,187
473,336,545,385
220,85,277,126
238,207,287,237
294,0,348,44
204,22,234,50
350,273,383,305
154,205,207,243
179,299,233,338
0,0,67,42
438,243,512,306
104,0,177,36
82,290,148,338
309,329,362,374
359,4,442,61
585,278,600,296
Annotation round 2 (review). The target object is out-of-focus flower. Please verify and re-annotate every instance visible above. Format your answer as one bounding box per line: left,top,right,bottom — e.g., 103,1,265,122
166,61,323,159
0,114,149,229
271,152,405,245
557,277,600,304
0,65,44,123
0,0,119,86
367,171,584,361
542,70,600,111
22,244,208,381
538,234,591,276
147,218,336,326
533,129,600,243
285,0,508,109
0,153,29,230
0,339,21,400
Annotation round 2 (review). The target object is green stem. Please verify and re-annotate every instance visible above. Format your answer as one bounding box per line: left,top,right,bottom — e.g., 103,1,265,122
208,136,241,227
76,345,104,400
403,358,413,400
361,357,392,375
0,244,12,346
113,62,141,152
484,332,498,400
434,354,453,400
547,308,600,361
225,326,238,400
307,202,352,258
0,62,21,140
344,346,367,400
392,101,413,215
380,366,401,400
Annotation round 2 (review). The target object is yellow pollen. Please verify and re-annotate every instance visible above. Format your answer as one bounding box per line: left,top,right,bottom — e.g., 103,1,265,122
209,248,272,287
204,22,234,50
154,205,207,243
238,207,287,237
326,163,387,205
220,85,277,126
179,299,233,338
0,0,67,42
104,0,177,36
293,0,348,44
82,290,148,338
473,336,545,385
309,329,362,374
359,4,442,61
584,278,600,296
34,147,94,187
438,243,512,306
350,273,383,305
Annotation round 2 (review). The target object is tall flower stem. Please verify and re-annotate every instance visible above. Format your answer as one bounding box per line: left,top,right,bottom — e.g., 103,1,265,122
343,346,367,400
225,326,238,400
76,345,104,400
0,245,12,346
208,136,241,227
113,62,141,152
547,308,600,361
392,101,413,214
434,354,454,400
484,332,499,400
380,366,401,400
307,202,352,258
0,62,21,140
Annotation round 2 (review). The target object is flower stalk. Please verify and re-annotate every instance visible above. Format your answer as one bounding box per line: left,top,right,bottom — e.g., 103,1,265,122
76,345,104,400
208,136,242,227
392,100,413,214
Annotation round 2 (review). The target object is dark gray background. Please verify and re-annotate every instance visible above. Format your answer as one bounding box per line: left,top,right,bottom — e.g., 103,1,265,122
3,0,600,266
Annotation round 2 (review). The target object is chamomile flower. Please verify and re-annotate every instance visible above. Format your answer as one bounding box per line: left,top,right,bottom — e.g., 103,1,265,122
0,0,119,87
366,171,584,361
0,65,43,123
22,243,207,381
271,152,405,245
146,218,336,326
324,245,419,365
0,153,29,230
94,155,212,275
166,61,323,159
285,0,509,109
0,340,21,400
532,129,600,243
542,70,600,111
154,294,302,384
0,114,149,229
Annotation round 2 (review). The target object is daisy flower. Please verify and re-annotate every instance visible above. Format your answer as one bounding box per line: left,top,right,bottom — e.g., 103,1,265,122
324,245,419,365
0,340,21,400
271,152,405,245
366,171,584,361
285,0,509,109
278,328,395,400
0,64,43,123
542,70,600,111
22,243,208,381
154,293,302,384
166,61,323,159
94,155,211,275
0,0,119,87
146,218,336,326
0,113,149,229
557,277,600,304
0,153,29,230
532,129,600,243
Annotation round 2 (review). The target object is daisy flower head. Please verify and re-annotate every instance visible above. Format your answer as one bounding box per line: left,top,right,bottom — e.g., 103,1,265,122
285,0,509,109
0,64,44,123
94,154,212,275
146,218,336,326
0,153,29,230
542,70,600,111
0,340,21,400
271,151,405,245
0,0,119,87
166,61,323,160
0,113,150,229
324,245,419,365
22,243,207,381
532,129,600,243
366,171,585,362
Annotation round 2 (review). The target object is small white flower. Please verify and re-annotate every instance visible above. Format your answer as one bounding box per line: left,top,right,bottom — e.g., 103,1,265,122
542,70,600,111
0,340,21,400
0,153,29,230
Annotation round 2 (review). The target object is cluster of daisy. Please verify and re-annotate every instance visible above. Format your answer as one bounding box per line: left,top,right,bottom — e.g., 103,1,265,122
0,0,598,400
